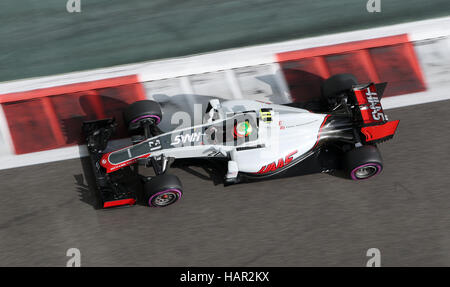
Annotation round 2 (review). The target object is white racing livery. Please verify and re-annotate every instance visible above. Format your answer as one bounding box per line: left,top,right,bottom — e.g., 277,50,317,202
83,74,399,209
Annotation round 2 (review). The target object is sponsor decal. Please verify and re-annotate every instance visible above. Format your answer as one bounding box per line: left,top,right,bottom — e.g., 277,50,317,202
259,108,273,123
365,88,385,121
256,150,298,174
100,151,151,173
107,159,138,172
148,139,162,151
171,132,204,146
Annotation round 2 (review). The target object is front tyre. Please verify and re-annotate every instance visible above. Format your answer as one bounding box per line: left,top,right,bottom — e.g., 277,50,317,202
123,100,162,131
344,145,383,180
144,174,183,207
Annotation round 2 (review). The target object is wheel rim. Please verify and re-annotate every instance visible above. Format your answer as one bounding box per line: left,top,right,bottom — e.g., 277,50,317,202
351,163,381,180
355,166,377,178
149,189,181,207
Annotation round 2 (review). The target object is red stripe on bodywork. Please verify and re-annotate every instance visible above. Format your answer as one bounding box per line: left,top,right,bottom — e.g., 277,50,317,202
313,115,331,148
100,151,152,173
103,198,136,208
361,120,400,142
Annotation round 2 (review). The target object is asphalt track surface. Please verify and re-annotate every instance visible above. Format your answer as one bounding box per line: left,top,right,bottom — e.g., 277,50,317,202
0,99,449,266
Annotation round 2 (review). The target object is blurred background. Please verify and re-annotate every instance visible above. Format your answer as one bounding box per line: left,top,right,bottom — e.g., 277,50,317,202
0,0,448,81
0,0,449,267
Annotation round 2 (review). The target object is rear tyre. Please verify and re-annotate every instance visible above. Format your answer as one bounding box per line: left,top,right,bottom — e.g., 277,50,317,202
123,100,162,131
322,74,358,109
144,174,183,207
344,145,383,180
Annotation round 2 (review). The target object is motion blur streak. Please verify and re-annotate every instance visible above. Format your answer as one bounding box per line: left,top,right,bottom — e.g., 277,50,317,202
0,100,449,266
0,0,448,81
1,0,449,267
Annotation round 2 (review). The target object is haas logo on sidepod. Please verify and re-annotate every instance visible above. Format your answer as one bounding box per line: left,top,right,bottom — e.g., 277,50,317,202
365,88,385,121
256,150,298,174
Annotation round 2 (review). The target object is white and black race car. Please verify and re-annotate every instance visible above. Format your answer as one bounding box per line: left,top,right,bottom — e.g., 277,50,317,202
83,74,399,208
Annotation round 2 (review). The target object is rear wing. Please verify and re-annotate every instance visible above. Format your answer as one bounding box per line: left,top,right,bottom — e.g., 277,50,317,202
352,83,399,143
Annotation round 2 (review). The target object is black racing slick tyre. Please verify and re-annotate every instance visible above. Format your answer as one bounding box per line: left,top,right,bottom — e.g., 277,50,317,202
144,174,183,207
123,100,162,131
344,145,383,180
322,73,358,102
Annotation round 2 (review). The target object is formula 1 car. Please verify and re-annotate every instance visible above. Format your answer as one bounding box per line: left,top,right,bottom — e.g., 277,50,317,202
83,74,399,208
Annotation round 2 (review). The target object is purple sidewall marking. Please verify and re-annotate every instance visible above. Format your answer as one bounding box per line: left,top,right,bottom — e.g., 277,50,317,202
351,163,382,180
131,115,161,125
149,189,182,207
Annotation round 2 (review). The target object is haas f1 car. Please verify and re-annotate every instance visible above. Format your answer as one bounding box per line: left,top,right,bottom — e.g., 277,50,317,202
83,74,399,209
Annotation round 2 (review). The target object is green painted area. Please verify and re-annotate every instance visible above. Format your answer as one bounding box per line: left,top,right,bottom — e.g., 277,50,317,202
0,0,448,82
